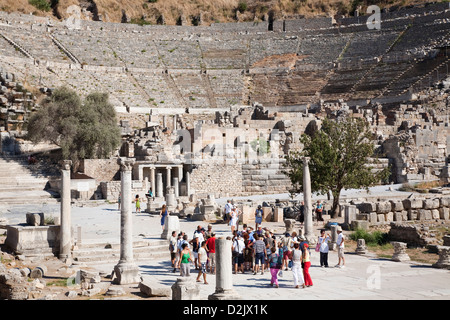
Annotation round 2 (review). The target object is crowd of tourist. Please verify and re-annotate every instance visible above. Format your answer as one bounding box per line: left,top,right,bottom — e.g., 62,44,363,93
168,202,345,289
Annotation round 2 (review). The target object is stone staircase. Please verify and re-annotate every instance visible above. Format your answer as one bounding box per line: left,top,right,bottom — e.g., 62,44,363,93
71,239,171,264
0,155,58,205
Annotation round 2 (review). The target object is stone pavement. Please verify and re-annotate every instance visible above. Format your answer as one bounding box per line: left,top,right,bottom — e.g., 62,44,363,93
1,201,450,300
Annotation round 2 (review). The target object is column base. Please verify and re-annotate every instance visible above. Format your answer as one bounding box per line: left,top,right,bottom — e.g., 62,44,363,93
113,261,141,285
208,289,241,300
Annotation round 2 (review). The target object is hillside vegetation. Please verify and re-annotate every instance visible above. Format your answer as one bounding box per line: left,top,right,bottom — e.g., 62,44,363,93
0,0,441,25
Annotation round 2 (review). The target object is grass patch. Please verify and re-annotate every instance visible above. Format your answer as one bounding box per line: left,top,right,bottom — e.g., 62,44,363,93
47,278,70,287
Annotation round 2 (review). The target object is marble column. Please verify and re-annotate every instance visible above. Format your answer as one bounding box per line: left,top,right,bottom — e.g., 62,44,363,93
185,171,191,197
177,165,183,183
166,166,172,188
208,238,241,300
59,160,72,262
150,166,155,196
303,157,315,244
156,172,163,198
172,177,179,197
173,114,177,131
113,158,140,284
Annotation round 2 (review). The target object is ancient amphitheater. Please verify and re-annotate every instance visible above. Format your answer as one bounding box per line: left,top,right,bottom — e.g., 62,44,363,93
0,2,450,201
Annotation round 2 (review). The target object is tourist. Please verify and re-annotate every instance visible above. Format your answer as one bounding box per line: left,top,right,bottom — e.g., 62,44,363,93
206,232,216,274
135,194,141,213
160,204,168,231
318,229,331,267
243,232,254,272
299,201,304,225
146,188,154,200
302,243,313,287
169,231,178,271
189,234,200,270
224,200,233,222
196,241,209,284
193,225,205,244
291,231,299,243
289,242,305,288
232,234,245,274
299,236,309,254
264,231,275,270
205,224,213,239
177,243,194,277
253,234,267,275
281,233,293,271
256,225,264,237
255,205,263,230
315,200,324,222
335,226,345,268
229,207,239,233
269,247,281,288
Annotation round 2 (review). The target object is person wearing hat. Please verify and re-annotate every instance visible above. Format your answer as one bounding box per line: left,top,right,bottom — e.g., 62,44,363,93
302,243,313,287
255,205,263,230
335,226,345,268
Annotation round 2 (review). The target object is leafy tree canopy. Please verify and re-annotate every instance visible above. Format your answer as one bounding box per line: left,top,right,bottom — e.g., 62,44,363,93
284,116,390,218
27,87,121,169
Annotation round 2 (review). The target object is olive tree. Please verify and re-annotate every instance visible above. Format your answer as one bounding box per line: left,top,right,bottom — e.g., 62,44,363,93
27,87,121,169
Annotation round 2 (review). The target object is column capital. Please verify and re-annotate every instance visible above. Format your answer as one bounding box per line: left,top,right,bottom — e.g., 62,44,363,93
118,157,135,171
60,160,72,171
302,156,310,165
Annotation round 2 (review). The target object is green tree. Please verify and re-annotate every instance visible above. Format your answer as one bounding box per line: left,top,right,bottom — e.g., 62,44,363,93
284,117,390,218
27,87,121,169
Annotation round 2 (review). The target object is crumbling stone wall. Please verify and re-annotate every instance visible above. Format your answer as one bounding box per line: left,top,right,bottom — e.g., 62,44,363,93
388,222,446,247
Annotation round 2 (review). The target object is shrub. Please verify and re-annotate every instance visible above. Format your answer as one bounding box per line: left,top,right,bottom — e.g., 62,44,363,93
28,0,52,12
237,1,248,13
350,228,388,246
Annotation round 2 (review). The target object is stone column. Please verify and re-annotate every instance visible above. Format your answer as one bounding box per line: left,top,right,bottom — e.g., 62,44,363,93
156,172,163,198
185,171,191,197
208,238,241,300
432,246,450,270
59,160,72,262
150,166,155,196
177,165,183,183
330,224,338,251
166,166,172,188
172,177,179,197
302,157,315,244
391,241,410,262
173,114,177,131
113,158,140,284
355,239,368,255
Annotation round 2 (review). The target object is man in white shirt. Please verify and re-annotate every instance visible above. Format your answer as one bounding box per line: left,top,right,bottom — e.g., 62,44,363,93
335,226,345,268
224,200,233,223
232,235,245,274
196,241,209,284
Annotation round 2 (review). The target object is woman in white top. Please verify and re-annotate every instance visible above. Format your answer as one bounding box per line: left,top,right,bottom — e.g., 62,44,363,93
289,242,305,288
229,207,238,233
318,229,331,267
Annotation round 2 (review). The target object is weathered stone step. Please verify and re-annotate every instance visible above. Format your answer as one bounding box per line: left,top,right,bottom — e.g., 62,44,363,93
72,240,170,263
